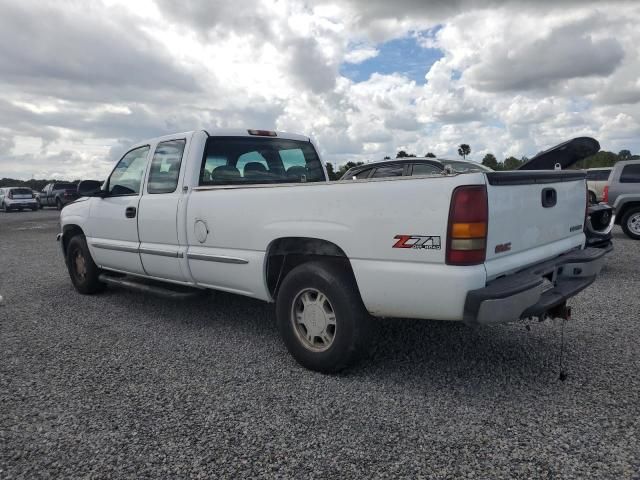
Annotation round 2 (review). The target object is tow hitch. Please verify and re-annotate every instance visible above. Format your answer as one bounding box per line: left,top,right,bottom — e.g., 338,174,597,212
546,303,571,321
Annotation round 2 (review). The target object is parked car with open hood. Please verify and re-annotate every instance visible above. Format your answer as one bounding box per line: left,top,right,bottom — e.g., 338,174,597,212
518,137,614,250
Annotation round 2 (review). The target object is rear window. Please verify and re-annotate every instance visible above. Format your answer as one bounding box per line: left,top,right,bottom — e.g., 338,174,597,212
10,188,32,195
54,183,76,190
586,170,611,181
620,164,640,183
199,137,325,186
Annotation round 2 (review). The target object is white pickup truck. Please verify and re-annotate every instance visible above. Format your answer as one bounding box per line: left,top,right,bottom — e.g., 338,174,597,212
59,129,607,372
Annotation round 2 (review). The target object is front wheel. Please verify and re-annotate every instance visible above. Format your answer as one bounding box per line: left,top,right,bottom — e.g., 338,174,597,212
2,202,9,212
621,207,640,240
276,260,370,373
65,235,105,294
56,198,63,210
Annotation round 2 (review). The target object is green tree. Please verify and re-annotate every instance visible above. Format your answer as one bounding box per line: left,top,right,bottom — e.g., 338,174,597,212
325,162,337,180
619,149,632,160
383,156,391,160
457,144,471,160
481,153,499,170
503,156,524,170
425,152,436,158
396,150,409,158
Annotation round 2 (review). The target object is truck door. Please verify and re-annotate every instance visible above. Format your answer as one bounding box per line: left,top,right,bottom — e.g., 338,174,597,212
137,137,190,282
86,145,150,275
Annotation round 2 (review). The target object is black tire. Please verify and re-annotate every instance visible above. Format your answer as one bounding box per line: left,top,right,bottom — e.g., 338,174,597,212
37,199,42,209
621,207,640,240
588,191,597,205
65,235,106,294
31,206,38,211
2,202,9,212
276,259,370,373
56,198,63,210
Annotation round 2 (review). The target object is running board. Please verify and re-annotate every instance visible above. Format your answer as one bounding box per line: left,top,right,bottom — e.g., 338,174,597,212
98,273,205,299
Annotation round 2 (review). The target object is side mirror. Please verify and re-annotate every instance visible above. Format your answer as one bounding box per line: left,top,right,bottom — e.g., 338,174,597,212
78,180,105,197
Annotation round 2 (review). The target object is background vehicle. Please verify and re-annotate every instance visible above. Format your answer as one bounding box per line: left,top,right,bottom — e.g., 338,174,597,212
37,182,79,210
59,129,605,372
0,187,39,212
586,168,612,204
340,157,492,180
605,159,640,239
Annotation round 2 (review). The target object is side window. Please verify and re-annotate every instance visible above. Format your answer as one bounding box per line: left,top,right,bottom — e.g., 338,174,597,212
147,140,186,194
619,164,640,183
372,164,404,178
107,146,150,195
412,163,441,176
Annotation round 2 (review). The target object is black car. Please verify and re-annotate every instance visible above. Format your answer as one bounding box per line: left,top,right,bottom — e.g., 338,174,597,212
339,158,492,180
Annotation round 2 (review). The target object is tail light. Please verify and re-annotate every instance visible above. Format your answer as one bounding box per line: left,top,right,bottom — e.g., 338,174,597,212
446,185,488,265
603,185,609,204
8,191,13,199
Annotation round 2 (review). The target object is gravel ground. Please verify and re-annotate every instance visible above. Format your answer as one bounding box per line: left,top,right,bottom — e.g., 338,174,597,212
1,209,639,479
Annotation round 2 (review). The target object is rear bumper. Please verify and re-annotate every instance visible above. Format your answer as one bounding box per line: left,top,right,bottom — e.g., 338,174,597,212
464,247,609,325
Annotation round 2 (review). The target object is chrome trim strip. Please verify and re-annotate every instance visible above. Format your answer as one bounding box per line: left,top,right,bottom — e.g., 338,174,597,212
139,247,184,258
186,252,249,264
91,242,139,254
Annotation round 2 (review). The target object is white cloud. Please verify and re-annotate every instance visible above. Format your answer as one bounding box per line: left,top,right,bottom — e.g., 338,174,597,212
344,46,380,64
1,0,640,180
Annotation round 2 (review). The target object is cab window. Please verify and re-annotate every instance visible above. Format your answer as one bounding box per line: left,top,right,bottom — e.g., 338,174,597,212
147,140,186,194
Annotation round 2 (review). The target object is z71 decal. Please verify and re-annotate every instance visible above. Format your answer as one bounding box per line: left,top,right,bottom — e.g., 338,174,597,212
393,235,442,250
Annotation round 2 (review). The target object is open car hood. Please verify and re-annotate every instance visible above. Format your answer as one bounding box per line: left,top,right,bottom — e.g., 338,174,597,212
518,137,600,170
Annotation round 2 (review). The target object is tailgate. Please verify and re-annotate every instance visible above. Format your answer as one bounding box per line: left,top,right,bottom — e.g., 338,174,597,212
484,171,586,280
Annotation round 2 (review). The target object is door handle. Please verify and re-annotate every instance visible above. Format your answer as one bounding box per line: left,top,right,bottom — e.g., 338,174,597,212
125,207,137,218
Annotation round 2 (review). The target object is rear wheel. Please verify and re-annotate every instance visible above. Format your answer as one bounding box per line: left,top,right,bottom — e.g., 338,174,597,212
66,235,105,294
621,207,640,240
276,260,370,373
56,198,63,210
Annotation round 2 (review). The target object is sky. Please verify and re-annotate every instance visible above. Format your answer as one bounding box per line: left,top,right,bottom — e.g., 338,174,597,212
1,0,640,180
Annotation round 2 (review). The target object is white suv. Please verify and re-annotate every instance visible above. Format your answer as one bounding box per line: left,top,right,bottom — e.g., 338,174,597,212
0,187,39,212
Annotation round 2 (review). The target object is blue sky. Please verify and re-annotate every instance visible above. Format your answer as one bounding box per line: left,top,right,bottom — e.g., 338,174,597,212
340,33,443,84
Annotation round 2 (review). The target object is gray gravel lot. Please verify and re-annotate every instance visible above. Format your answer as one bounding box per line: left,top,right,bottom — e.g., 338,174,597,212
1,208,639,478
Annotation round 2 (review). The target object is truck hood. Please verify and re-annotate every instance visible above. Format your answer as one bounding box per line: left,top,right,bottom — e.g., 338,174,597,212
518,137,600,171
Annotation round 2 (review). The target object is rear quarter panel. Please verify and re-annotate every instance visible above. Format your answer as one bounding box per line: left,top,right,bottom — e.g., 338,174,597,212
185,174,488,319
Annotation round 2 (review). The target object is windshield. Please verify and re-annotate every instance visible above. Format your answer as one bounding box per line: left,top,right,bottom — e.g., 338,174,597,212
10,188,33,195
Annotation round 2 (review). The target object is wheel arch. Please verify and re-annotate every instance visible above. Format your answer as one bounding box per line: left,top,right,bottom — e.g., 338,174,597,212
615,200,640,225
264,237,356,298
61,224,85,256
